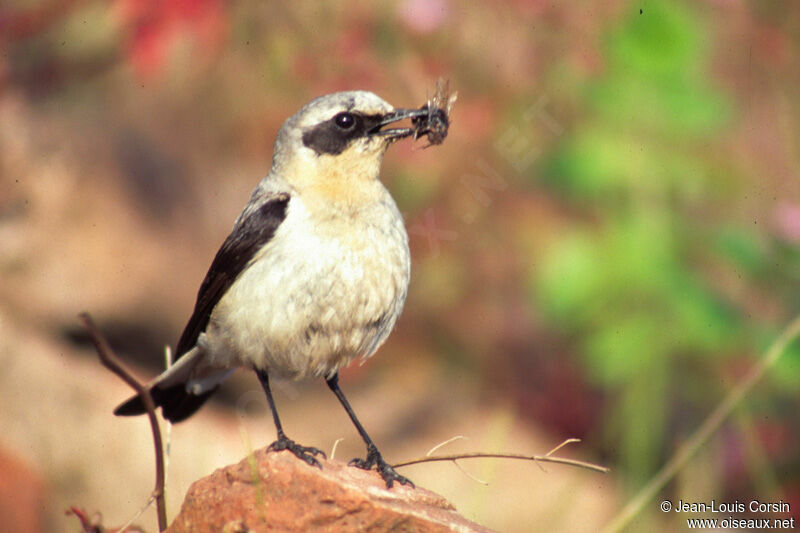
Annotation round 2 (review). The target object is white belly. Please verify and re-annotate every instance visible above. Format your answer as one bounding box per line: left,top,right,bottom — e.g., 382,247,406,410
204,194,410,380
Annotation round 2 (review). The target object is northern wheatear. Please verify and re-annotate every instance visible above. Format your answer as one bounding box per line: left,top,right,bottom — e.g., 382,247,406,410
115,90,451,488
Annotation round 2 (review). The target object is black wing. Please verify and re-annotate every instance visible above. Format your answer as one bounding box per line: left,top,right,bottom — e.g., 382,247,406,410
174,193,290,358
114,193,290,422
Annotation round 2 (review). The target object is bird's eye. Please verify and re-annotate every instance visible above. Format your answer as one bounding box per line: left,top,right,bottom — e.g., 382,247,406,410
334,112,356,130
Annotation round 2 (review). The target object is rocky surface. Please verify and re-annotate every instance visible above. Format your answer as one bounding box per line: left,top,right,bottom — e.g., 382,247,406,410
166,448,493,532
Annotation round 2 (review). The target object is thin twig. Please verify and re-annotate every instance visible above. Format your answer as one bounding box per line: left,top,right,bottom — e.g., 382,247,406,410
393,438,610,475
393,452,609,473
545,437,581,456
117,348,173,532
422,435,489,484
453,459,489,485
601,314,800,533
161,346,173,493
330,438,344,461
79,312,168,532
426,435,467,456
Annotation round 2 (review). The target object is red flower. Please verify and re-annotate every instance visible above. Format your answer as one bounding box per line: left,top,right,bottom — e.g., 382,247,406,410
115,0,227,79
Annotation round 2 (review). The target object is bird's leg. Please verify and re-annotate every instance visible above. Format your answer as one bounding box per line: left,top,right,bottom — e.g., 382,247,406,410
255,368,325,468
325,373,414,489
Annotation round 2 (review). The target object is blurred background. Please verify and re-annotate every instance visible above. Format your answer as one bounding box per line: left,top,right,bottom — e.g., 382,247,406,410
1,0,799,531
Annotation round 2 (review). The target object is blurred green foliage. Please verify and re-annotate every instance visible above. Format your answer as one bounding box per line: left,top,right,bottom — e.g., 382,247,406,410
533,0,797,484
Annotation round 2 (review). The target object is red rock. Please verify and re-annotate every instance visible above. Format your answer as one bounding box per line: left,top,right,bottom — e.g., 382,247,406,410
0,446,45,533
167,448,493,532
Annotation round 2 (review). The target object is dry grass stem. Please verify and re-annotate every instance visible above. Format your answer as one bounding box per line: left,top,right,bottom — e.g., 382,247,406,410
602,314,800,533
393,438,610,474
426,435,468,456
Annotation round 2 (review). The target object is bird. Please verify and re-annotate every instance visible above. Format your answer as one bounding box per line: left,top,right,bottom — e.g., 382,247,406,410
114,90,444,489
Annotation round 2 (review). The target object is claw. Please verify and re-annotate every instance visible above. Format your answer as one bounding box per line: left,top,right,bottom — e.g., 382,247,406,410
376,462,414,489
268,437,326,469
348,456,376,470
349,448,414,489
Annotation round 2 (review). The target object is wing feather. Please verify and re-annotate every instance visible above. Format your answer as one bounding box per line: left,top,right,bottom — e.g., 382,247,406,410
175,192,290,357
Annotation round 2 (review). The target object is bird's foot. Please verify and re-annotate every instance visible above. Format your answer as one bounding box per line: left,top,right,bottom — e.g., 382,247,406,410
268,436,326,469
349,448,414,489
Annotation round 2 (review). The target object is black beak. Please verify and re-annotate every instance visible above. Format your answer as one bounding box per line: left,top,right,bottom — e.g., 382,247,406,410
369,108,430,141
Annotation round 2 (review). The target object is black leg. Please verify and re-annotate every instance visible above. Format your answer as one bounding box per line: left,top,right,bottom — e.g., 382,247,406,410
256,368,325,468
325,373,413,489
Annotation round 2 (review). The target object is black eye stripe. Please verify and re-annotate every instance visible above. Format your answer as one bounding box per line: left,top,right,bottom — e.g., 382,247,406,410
302,113,385,155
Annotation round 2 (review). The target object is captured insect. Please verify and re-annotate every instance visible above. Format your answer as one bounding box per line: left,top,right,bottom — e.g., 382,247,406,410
412,78,457,148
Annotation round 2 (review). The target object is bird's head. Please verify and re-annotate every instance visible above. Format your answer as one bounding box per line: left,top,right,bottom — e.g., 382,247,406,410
272,91,428,202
